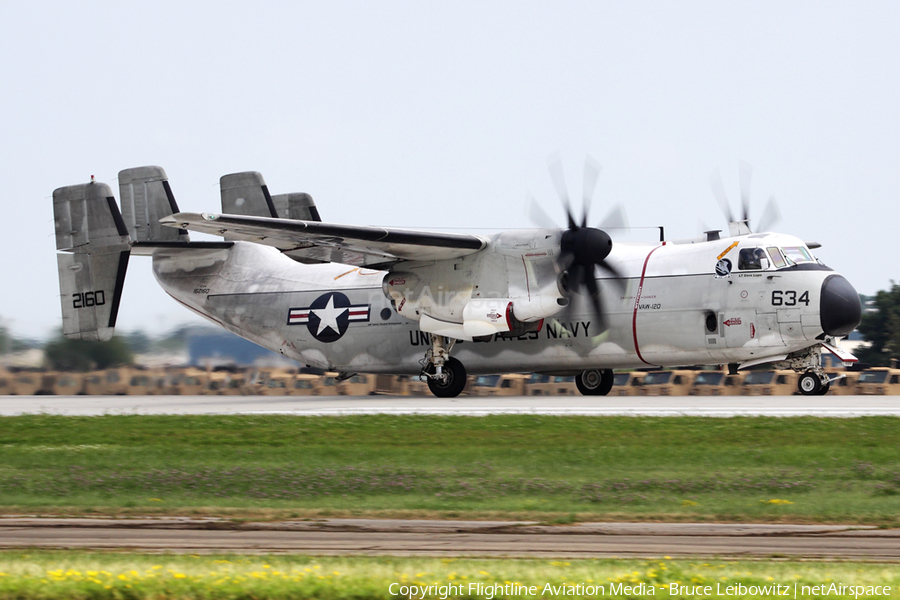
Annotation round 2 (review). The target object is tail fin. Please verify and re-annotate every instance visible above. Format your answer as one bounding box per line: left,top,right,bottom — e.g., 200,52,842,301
118,166,189,242
272,192,321,221
220,171,321,222
53,179,131,341
220,171,279,219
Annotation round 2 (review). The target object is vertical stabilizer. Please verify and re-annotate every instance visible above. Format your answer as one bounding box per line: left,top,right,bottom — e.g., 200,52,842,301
119,166,189,242
53,180,131,341
221,171,322,222
271,192,321,222
220,171,278,218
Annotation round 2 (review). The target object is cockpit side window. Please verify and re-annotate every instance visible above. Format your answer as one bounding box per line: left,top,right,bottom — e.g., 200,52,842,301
782,246,814,264
767,247,787,268
738,247,768,270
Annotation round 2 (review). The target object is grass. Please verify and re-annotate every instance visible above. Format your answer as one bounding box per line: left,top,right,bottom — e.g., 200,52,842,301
0,415,899,523
0,551,897,599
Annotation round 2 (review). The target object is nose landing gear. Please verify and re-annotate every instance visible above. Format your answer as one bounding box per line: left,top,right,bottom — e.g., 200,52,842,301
798,371,830,396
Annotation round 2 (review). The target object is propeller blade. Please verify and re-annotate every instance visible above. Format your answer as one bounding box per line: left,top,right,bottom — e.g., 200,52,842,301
598,260,627,294
709,168,734,224
555,248,575,274
547,154,576,229
527,193,559,229
756,194,782,232
581,155,601,228
739,160,753,223
583,271,607,332
598,204,628,230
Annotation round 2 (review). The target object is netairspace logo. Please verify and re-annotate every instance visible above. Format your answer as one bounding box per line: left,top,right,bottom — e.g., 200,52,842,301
388,581,893,599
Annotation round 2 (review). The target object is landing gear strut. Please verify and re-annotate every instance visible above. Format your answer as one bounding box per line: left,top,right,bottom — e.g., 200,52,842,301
422,335,467,398
777,345,831,396
576,369,614,396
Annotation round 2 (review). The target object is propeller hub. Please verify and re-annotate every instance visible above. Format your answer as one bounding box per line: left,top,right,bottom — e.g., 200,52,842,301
561,227,613,265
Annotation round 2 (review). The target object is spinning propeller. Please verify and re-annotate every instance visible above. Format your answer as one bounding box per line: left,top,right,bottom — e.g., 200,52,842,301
709,161,782,236
528,154,626,331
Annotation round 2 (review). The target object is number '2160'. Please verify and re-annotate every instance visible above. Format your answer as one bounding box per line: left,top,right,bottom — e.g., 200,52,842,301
72,291,106,309
771,290,809,306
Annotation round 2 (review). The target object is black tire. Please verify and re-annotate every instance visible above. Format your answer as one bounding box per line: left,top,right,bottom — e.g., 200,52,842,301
426,357,467,398
576,369,614,396
798,372,822,396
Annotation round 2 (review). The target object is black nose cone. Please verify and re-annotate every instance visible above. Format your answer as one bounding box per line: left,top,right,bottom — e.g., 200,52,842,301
820,275,861,337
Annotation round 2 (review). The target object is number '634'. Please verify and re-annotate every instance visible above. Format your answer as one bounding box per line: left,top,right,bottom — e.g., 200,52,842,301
771,290,809,306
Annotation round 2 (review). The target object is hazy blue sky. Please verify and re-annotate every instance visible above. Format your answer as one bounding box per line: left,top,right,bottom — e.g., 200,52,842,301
2,1,898,339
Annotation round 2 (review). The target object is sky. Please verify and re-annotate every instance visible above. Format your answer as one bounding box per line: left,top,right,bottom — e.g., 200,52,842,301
2,1,898,339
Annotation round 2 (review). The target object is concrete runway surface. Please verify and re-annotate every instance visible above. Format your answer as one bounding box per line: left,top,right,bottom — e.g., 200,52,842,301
2,394,898,416
0,518,897,558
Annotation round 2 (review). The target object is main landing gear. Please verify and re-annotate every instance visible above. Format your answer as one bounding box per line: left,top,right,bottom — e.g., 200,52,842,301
422,335,467,398
576,369,614,396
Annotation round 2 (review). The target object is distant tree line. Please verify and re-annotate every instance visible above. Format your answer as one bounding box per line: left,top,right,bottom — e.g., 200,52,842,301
43,336,134,371
856,283,900,367
39,325,211,371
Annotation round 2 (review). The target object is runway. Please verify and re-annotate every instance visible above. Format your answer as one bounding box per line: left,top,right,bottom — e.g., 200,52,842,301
2,394,897,417
0,518,896,558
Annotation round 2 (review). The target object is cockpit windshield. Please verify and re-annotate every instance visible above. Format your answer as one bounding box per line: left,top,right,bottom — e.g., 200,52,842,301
766,247,787,268
740,245,815,270
781,246,814,264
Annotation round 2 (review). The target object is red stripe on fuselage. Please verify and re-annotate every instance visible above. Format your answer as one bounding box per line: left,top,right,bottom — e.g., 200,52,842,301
632,242,666,366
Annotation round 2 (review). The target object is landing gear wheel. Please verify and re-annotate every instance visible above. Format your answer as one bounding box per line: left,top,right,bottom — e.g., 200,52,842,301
576,369,614,396
798,371,826,396
425,357,467,398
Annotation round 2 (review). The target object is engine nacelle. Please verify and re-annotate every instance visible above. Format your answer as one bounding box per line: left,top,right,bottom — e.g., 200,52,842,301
417,298,543,341
508,292,567,323
462,298,513,338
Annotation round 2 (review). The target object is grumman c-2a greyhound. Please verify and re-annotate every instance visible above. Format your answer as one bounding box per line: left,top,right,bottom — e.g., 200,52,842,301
52,162,862,397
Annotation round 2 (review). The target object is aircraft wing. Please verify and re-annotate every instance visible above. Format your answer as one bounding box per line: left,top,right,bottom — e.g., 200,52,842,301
161,212,489,267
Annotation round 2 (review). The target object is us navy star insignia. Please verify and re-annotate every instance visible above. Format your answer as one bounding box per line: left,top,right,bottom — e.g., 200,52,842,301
287,292,370,343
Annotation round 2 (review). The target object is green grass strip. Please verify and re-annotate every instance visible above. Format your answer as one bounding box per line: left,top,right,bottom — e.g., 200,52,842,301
0,415,899,523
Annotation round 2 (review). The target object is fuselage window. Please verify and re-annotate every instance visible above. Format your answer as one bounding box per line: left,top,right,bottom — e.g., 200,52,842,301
766,247,787,268
738,248,768,270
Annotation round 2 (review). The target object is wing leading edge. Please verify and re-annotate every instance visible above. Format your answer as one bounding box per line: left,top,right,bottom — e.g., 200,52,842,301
161,212,488,267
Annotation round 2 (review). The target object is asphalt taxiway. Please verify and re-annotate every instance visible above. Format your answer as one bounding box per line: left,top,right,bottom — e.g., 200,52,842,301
0,518,897,558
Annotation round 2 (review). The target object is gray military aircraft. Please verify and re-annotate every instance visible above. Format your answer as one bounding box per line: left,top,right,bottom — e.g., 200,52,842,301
52,164,861,397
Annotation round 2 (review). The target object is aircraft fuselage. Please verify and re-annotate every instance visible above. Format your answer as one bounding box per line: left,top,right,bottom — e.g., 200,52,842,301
151,230,856,375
